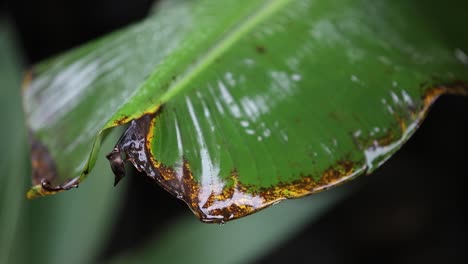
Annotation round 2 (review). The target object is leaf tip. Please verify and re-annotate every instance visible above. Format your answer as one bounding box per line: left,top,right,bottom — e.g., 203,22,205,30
106,147,126,186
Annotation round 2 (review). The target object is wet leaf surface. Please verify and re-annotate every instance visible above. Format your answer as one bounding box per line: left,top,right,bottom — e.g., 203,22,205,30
22,0,468,222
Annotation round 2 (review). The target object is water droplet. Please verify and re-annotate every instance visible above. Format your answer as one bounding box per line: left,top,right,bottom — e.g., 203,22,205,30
245,129,255,135
291,73,301,81
272,200,282,206
240,120,249,127
455,48,468,65
353,130,362,138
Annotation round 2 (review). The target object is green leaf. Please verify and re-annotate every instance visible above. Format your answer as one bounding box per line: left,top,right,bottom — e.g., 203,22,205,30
23,0,468,222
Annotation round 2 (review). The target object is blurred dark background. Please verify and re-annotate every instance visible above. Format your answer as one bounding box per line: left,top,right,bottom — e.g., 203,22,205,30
1,0,466,263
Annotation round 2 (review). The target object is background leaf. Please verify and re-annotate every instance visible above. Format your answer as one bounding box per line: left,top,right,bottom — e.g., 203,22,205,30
108,187,349,264
0,20,126,263
2,0,467,263
0,18,28,264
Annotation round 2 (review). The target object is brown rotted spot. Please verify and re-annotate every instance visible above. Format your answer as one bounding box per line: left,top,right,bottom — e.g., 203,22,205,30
255,45,266,54
110,104,164,128
106,147,126,186
352,124,398,153
108,111,364,223
111,115,131,127
377,130,397,147
403,81,468,131
320,160,355,184
265,160,358,198
328,111,343,122
41,177,79,192
105,107,165,186
28,133,79,195
422,81,468,108
29,133,58,186
194,159,360,223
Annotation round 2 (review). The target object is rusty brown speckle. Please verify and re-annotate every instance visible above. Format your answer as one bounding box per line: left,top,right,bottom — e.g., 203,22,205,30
109,104,163,128
255,45,266,54
422,81,468,107
107,112,362,223
110,115,131,127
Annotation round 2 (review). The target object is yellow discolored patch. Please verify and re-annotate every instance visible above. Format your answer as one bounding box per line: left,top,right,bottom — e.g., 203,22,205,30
138,112,362,223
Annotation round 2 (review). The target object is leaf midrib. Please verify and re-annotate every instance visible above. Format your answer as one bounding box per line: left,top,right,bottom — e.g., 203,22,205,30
104,0,291,130
158,0,291,102
77,0,292,189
